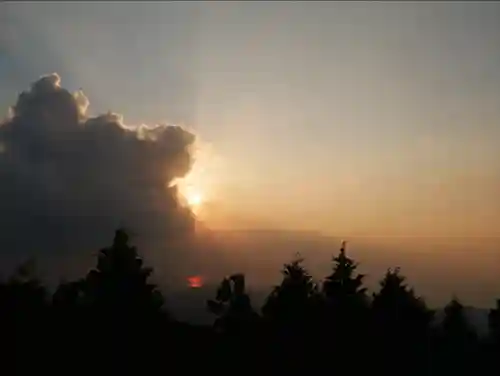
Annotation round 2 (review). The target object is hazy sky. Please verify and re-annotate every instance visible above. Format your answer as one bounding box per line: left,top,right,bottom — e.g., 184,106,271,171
2,1,500,238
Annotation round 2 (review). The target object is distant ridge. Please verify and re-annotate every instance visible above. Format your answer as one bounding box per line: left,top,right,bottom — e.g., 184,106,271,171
167,286,492,336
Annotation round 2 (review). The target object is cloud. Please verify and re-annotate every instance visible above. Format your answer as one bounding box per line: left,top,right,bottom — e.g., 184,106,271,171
0,73,199,280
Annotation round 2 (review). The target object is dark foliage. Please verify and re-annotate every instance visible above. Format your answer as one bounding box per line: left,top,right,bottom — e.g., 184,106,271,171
489,299,500,344
435,297,479,374
0,230,497,374
207,273,259,334
321,241,370,367
371,267,435,375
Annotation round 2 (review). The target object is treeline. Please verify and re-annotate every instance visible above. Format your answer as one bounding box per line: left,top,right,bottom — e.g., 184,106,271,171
1,229,499,374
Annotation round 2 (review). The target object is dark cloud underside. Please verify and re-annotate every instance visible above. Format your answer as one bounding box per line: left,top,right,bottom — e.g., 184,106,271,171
0,73,200,280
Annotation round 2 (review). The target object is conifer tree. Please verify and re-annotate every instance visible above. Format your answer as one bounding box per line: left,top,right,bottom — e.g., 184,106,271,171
207,273,258,334
82,228,164,317
52,279,85,310
0,259,48,331
437,297,478,374
322,240,368,308
372,267,433,333
260,256,321,371
262,256,319,330
321,241,369,367
371,267,434,374
488,299,500,345
77,229,166,367
441,297,476,344
0,260,49,366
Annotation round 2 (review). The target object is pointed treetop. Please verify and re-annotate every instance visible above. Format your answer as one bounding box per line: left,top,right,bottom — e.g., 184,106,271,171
294,252,304,263
323,239,367,299
445,295,464,314
336,240,350,265
380,267,406,289
113,228,130,248
333,240,353,268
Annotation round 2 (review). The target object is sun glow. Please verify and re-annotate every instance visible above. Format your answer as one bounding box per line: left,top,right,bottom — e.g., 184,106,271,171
173,137,226,220
179,183,206,216
187,275,203,288
186,190,203,208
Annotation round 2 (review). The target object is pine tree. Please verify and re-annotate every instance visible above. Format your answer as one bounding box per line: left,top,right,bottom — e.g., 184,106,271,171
207,273,258,334
488,299,500,345
438,297,478,374
79,229,167,368
82,228,164,317
322,240,367,308
1,259,48,331
260,256,321,371
262,256,319,333
0,260,49,367
372,267,433,331
441,297,476,344
371,268,434,375
320,241,369,368
52,279,85,310
486,299,500,372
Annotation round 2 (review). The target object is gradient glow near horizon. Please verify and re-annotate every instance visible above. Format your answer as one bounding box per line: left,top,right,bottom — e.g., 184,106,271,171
1,2,500,238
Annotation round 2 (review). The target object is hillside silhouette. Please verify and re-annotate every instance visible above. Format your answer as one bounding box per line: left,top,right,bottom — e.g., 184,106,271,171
1,228,498,374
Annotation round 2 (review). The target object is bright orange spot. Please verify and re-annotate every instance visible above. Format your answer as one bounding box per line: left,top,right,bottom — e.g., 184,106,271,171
187,275,203,288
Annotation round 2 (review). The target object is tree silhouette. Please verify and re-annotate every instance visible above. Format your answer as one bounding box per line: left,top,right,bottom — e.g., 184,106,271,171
206,273,260,372
77,228,166,367
322,241,368,312
2,259,47,311
82,228,164,315
0,260,49,369
52,279,85,310
262,256,319,328
371,267,434,375
260,256,321,371
0,259,48,326
372,267,433,328
207,273,259,335
321,241,369,367
488,299,500,345
441,297,476,344
51,278,89,368
1,226,500,373
485,299,500,371
437,297,478,373
323,241,367,301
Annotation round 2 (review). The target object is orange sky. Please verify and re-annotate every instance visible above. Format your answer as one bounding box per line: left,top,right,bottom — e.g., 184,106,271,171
1,2,500,306
2,2,500,241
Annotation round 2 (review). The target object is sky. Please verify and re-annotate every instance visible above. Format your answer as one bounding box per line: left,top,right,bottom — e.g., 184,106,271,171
1,2,499,305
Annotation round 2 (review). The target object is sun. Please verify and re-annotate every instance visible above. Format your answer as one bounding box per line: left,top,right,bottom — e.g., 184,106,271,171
187,275,203,288
176,181,205,215
186,191,203,207
172,139,223,216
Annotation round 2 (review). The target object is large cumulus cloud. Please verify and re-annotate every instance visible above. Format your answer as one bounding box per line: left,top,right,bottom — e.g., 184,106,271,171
0,73,200,281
